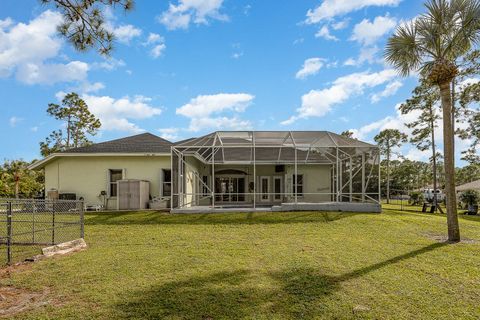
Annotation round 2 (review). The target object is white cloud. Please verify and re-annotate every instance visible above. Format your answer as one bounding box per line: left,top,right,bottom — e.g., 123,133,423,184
0,10,91,85
15,61,89,85
9,116,22,127
143,33,166,58
296,57,325,79
82,94,162,133
91,57,126,71
77,81,106,94
176,93,254,131
30,126,39,132
189,116,252,132
305,0,402,24
0,18,14,29
315,25,338,41
350,15,397,45
282,69,397,124
103,8,142,44
332,19,349,30
112,24,142,44
371,80,403,103
158,0,228,30
157,128,180,141
151,44,167,58
344,46,379,66
145,33,164,45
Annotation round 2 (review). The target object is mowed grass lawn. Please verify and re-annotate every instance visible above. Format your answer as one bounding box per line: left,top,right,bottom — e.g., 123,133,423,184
2,206,480,319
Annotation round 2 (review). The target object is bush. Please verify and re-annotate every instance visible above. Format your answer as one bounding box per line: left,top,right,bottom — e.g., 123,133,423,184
409,191,424,205
459,189,480,206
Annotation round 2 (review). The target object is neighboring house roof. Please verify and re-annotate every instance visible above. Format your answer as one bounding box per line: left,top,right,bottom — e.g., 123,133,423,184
61,133,172,153
456,179,480,192
29,133,172,170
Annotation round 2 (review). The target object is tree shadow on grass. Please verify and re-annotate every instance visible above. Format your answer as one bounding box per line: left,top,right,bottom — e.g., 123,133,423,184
114,242,447,319
85,211,366,227
459,214,480,223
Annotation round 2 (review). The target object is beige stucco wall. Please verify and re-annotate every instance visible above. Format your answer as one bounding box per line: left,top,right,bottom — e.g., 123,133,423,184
44,155,171,210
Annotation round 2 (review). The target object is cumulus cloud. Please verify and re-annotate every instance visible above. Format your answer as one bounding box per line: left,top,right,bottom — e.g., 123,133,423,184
144,33,167,58
91,57,126,71
315,25,338,41
176,93,254,131
344,46,379,66
157,128,180,141
82,94,162,133
350,15,397,45
71,81,106,94
112,24,142,44
305,0,402,24
332,19,349,30
296,58,325,79
158,0,228,30
0,10,92,85
371,80,403,103
282,69,397,124
16,61,89,85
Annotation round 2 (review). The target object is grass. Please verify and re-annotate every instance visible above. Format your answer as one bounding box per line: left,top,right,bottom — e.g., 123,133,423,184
1,205,480,319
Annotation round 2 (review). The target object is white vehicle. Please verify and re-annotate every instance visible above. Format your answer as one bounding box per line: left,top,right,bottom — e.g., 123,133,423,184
422,189,445,203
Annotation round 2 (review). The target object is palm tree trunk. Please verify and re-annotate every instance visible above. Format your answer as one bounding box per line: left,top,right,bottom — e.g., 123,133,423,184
439,81,460,242
431,120,438,212
428,103,438,212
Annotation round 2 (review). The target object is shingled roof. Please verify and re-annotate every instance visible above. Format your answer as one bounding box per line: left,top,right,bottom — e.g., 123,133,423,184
457,179,480,191
62,133,172,154
62,133,172,153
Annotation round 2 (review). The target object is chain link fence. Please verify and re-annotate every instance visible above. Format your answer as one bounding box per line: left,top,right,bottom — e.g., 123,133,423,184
0,199,84,266
382,189,446,213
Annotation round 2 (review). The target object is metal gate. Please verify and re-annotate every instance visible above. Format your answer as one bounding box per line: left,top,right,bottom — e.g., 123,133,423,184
0,199,84,265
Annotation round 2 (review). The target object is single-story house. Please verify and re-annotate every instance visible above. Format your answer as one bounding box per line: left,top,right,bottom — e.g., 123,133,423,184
29,131,381,213
456,179,480,193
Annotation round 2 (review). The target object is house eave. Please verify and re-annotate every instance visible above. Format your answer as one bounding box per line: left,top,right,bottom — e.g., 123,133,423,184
28,152,171,170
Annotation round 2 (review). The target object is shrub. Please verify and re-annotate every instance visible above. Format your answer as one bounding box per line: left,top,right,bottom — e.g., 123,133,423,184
409,191,424,205
459,189,480,206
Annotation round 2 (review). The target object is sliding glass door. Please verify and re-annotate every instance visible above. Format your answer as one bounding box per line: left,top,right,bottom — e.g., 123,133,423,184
214,176,246,203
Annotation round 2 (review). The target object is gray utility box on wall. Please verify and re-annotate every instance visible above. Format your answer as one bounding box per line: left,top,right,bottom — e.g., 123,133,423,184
117,179,150,210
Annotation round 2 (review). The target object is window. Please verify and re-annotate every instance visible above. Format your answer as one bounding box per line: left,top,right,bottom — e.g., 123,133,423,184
292,174,303,197
162,169,172,197
109,169,123,197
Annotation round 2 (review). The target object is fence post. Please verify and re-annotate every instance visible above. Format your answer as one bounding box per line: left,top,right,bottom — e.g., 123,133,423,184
32,201,36,243
51,201,55,245
80,201,85,239
6,201,12,265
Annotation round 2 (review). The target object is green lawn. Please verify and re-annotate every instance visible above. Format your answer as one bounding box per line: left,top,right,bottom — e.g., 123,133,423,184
1,206,480,319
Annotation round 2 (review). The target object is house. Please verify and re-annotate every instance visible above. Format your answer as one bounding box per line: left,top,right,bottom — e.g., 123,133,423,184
29,131,381,213
456,179,480,193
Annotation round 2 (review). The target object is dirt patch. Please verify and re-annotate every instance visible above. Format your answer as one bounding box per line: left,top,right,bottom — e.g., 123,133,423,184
0,286,51,318
423,233,478,244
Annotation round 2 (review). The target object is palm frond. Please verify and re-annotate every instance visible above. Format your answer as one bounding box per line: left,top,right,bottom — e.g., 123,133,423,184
385,21,423,76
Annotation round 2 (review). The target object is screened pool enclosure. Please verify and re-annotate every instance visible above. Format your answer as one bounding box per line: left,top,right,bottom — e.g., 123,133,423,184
171,131,380,212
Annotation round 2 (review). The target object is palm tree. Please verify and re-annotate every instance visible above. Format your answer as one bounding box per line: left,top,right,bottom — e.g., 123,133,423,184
385,0,480,242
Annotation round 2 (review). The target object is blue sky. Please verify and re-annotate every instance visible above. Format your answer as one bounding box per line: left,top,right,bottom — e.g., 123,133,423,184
0,0,470,164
